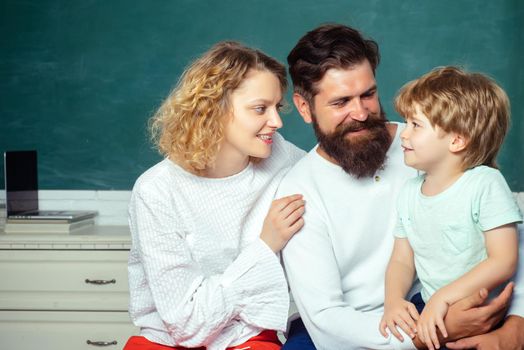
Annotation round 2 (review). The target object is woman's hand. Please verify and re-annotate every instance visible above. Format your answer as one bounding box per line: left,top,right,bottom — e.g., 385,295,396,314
260,194,305,253
380,298,419,341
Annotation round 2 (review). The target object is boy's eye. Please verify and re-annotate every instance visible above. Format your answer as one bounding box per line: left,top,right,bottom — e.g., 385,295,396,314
362,90,376,99
276,103,284,111
412,121,420,128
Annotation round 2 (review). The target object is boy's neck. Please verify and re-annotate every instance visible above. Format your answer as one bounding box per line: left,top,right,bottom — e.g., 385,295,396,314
421,162,465,196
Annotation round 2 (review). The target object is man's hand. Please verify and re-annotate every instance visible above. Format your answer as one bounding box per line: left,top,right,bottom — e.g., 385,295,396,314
446,315,524,350
413,283,513,349
445,282,513,340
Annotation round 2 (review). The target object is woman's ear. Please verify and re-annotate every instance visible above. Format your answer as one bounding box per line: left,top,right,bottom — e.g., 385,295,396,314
449,134,468,153
293,93,313,124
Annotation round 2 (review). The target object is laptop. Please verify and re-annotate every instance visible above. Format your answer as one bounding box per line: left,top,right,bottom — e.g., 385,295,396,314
4,150,97,221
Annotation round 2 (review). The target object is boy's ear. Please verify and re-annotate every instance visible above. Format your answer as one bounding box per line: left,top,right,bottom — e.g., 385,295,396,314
449,134,468,153
292,93,313,124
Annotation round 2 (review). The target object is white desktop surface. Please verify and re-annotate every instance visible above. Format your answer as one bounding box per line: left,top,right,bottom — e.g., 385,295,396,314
0,225,131,250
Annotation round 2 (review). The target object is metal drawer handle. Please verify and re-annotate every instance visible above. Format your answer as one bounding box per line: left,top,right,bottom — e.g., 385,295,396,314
85,278,116,285
86,340,117,347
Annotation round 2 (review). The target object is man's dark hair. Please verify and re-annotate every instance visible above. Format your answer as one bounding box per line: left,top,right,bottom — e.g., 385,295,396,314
287,24,380,103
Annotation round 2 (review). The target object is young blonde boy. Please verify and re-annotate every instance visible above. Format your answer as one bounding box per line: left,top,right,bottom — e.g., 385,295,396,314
379,66,522,350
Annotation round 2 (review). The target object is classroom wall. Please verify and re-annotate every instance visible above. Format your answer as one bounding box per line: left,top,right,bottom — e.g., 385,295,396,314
1,0,523,190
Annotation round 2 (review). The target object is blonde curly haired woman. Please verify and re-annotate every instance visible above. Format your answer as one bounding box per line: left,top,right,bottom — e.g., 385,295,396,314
123,42,306,350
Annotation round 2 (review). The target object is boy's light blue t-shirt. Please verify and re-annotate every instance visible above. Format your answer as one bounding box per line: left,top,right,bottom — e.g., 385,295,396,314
395,165,522,302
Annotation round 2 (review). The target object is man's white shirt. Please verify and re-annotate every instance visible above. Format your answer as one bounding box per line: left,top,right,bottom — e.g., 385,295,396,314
278,122,523,350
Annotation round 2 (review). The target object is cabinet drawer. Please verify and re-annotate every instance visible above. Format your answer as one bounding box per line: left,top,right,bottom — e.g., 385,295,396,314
0,250,129,310
0,310,139,350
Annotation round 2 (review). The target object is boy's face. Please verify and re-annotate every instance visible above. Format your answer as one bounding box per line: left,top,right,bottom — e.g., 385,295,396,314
400,105,456,172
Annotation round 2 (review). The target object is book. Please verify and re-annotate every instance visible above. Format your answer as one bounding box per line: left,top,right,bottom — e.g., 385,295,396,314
7,218,83,224
4,218,95,234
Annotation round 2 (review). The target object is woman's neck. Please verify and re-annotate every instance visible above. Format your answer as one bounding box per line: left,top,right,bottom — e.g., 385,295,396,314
202,151,250,178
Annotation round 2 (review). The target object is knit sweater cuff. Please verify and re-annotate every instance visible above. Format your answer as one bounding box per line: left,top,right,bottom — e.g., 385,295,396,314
221,238,289,331
390,329,416,350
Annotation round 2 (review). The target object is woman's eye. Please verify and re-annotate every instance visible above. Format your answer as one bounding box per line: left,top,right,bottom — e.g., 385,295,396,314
254,106,267,114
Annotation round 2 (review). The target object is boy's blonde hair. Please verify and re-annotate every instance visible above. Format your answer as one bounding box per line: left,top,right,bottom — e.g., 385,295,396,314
395,66,510,170
150,41,287,174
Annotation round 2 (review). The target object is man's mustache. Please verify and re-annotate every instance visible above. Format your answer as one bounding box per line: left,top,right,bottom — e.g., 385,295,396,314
333,116,387,137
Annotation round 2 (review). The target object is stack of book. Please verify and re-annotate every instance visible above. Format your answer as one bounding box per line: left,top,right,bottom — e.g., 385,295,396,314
4,217,95,234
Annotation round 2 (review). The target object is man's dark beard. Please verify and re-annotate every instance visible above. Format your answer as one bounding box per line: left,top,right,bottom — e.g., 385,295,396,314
312,110,392,178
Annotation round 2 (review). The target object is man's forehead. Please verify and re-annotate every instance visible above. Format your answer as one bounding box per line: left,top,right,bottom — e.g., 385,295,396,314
315,63,377,97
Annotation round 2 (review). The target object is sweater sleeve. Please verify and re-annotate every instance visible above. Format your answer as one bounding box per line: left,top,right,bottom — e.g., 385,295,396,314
279,181,415,350
128,185,289,347
508,223,524,317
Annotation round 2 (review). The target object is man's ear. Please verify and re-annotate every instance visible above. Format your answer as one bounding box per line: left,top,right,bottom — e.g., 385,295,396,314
292,93,313,124
449,134,468,153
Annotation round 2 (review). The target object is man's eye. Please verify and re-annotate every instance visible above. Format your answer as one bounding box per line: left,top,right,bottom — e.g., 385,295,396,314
333,100,347,107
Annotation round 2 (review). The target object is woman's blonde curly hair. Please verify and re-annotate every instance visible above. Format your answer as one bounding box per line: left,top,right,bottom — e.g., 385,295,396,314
150,41,287,174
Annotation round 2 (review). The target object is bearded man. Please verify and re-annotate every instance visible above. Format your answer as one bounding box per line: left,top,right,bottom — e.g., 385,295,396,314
277,24,524,350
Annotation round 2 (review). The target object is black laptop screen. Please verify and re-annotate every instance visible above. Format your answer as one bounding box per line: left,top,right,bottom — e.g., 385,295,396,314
4,150,39,214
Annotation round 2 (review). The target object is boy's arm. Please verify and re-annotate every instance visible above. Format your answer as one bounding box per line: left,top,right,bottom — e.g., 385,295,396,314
385,238,417,303
381,238,419,340
416,223,518,348
431,223,518,306
446,223,524,349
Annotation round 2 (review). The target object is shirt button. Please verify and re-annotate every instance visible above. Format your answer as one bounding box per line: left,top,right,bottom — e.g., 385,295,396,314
374,175,381,182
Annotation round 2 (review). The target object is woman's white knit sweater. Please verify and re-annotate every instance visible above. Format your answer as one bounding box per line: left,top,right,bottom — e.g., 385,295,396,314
127,133,305,350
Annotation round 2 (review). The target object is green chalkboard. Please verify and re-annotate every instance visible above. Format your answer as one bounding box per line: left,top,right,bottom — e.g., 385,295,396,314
1,0,523,190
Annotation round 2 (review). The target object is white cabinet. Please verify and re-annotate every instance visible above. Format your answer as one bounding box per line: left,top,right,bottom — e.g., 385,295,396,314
0,311,135,349
0,226,139,350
